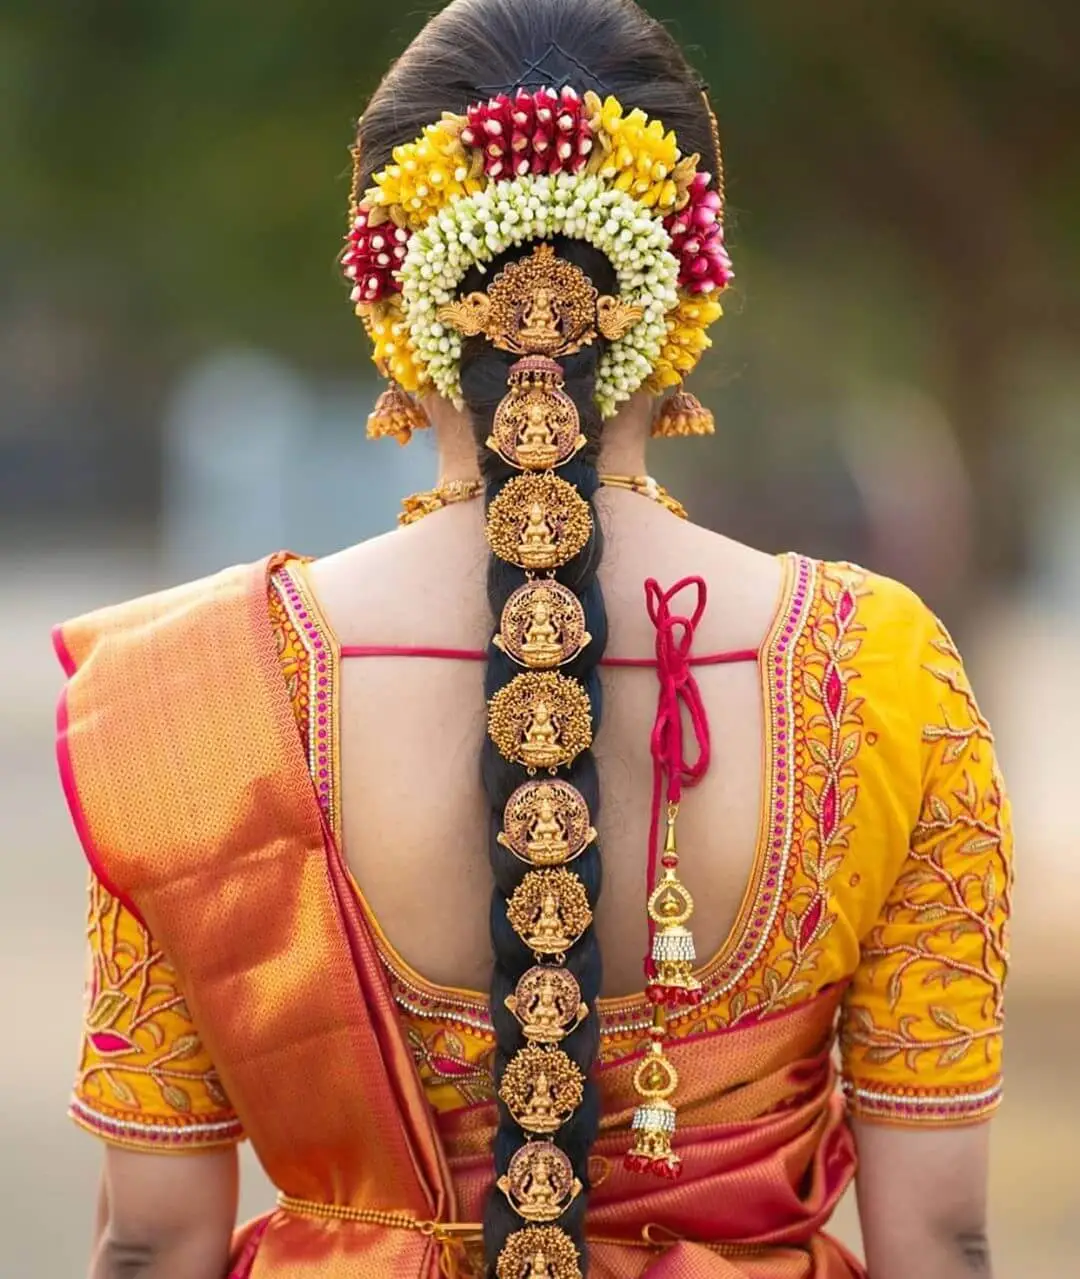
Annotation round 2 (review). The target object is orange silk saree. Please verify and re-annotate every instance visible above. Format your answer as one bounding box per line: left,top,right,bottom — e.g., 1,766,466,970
55,553,864,1279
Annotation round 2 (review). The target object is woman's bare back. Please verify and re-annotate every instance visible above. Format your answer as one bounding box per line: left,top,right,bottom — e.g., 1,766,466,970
310,487,784,997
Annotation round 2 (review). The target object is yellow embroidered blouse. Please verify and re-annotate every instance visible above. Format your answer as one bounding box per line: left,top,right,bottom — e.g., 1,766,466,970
69,554,1012,1149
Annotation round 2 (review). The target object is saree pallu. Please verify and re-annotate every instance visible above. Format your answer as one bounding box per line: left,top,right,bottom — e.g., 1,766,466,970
55,554,864,1279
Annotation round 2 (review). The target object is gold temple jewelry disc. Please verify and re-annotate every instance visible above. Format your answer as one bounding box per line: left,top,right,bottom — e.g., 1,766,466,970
498,780,596,867
496,1226,583,1279
506,869,592,956
438,243,600,359
505,966,589,1044
497,1141,582,1222
499,1045,585,1135
486,473,592,573
488,356,586,471
496,581,590,671
487,671,593,770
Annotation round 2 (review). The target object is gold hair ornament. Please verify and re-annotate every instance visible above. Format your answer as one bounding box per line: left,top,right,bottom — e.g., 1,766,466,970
437,243,642,360
485,473,593,573
495,1226,583,1279
495,582,591,671
498,780,597,867
506,869,593,956
497,1142,583,1222
505,966,590,1044
489,357,586,472
499,1044,586,1135
487,672,593,771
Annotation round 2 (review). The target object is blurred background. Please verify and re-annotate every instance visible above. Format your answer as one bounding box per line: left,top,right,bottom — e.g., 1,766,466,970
2,1,1078,1273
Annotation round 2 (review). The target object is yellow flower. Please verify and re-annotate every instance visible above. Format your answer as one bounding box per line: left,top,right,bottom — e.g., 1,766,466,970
359,296,425,393
647,294,724,392
590,96,682,211
369,116,483,228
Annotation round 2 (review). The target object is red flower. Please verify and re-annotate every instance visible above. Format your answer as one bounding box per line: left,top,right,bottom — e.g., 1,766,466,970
461,88,593,179
663,172,734,295
341,207,411,305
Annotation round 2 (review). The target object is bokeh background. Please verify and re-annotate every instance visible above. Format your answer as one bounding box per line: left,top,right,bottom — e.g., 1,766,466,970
2,1,1078,1274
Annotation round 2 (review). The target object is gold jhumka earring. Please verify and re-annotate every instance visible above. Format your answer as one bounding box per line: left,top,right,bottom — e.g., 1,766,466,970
648,90,728,442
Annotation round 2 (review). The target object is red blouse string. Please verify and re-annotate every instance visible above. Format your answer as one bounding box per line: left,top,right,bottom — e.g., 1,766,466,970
644,577,713,967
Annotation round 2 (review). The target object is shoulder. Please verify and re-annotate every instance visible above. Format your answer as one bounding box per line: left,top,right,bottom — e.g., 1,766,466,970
54,551,311,911
806,558,944,680
54,551,297,679
801,557,985,774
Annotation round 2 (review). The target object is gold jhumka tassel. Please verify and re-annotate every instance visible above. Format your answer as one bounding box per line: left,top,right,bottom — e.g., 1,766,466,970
646,808,703,1008
366,381,430,445
625,1008,683,1180
652,388,715,438
627,807,701,1180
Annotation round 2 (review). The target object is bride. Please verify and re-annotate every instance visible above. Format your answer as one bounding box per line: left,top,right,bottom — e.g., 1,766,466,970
57,2,1010,1277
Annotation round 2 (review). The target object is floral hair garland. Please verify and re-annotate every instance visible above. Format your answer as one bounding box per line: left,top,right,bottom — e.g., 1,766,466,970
343,87,732,420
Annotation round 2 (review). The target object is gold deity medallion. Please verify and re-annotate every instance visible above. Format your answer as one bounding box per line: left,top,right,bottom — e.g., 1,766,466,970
486,473,592,572
499,1045,585,1135
495,1226,583,1279
499,780,596,867
506,869,593,956
487,672,593,770
497,1141,582,1222
488,357,586,471
437,243,641,361
506,966,589,1044
496,582,590,671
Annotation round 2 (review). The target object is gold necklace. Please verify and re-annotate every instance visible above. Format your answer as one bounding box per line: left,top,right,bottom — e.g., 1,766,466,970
399,474,687,526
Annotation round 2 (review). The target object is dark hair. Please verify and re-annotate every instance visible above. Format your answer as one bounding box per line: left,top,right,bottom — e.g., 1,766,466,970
358,2,714,1273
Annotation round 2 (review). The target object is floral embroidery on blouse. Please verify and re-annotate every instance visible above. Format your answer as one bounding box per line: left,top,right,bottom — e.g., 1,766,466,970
727,564,869,1024
840,610,1012,1124
70,877,243,1150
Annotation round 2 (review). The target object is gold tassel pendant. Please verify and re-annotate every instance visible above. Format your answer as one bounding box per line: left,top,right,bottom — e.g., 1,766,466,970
646,809,703,1008
652,389,715,438
625,1016,683,1180
367,381,430,445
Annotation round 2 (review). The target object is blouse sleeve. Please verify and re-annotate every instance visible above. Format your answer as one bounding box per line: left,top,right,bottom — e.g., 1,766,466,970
840,608,1013,1125
71,874,244,1151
